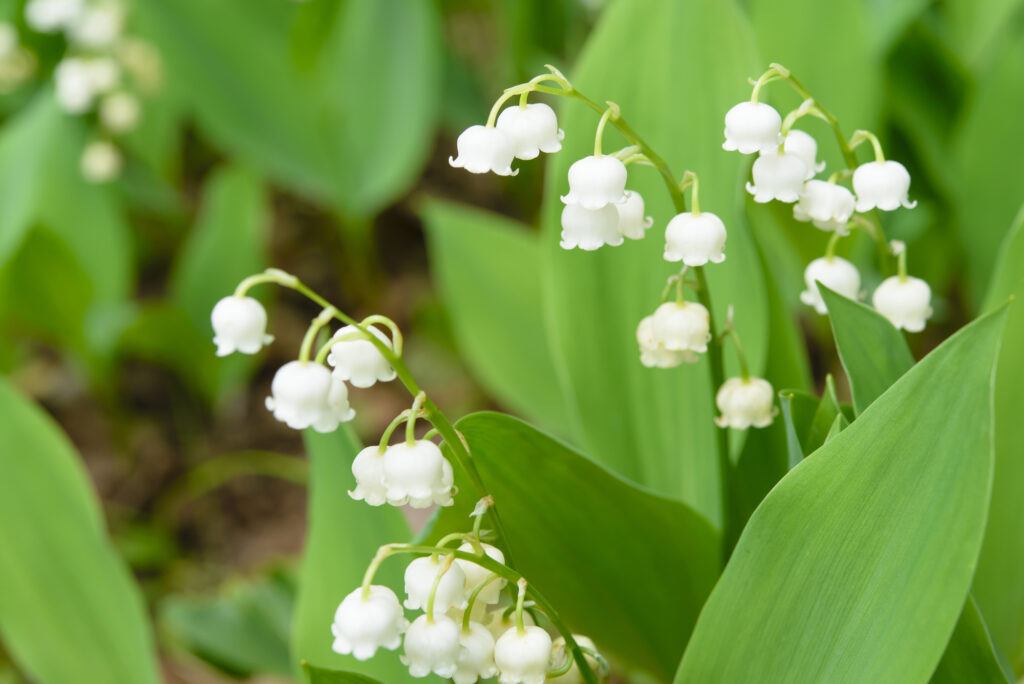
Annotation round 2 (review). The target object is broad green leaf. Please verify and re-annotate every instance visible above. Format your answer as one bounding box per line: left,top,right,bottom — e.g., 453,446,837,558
0,94,61,267
974,205,1024,671
942,0,1024,69
821,285,915,415
304,663,383,684
445,412,720,680
160,568,295,678
420,198,572,433
675,308,1007,682
0,377,159,684
951,34,1024,307
292,427,411,682
169,165,269,401
540,0,766,523
931,596,1013,683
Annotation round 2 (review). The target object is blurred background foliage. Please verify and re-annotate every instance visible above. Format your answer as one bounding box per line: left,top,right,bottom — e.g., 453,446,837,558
0,0,1021,682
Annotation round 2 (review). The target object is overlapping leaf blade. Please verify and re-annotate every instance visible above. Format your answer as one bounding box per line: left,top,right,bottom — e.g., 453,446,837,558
676,308,1007,682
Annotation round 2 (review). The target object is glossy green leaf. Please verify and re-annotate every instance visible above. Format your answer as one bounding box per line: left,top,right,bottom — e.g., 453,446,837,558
676,308,1007,682
0,377,159,684
160,568,295,678
974,205,1024,671
931,596,1013,683
292,427,411,682
443,412,720,680
303,663,383,684
821,285,915,415
540,0,766,523
421,197,571,433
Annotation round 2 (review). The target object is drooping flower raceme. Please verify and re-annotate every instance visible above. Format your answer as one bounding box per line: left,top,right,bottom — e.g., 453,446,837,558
495,103,564,160
650,301,711,355
265,361,355,432
663,211,727,266
453,621,498,684
456,542,506,604
449,125,518,176
403,555,468,613
559,203,623,251
402,614,462,679
746,150,807,203
615,190,653,240
211,295,273,356
382,440,455,508
722,101,782,154
853,160,916,211
349,446,388,506
560,155,627,209
327,324,397,388
799,256,861,314
494,625,553,684
793,180,856,233
331,585,408,661
773,129,824,179
714,377,777,429
872,276,933,332
549,635,600,684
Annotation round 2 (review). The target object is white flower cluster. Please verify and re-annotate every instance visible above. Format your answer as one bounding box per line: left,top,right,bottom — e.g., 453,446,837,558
722,95,932,332
24,0,161,183
332,550,602,684
450,101,563,176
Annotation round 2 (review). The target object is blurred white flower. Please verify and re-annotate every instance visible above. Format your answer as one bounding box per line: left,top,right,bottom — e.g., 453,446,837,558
560,155,627,210
99,91,140,133
331,585,408,661
68,2,125,48
210,295,272,356
116,37,162,91
449,125,518,176
872,275,932,332
650,301,711,354
80,139,122,183
853,160,916,211
714,377,777,429
25,0,83,33
55,56,119,113
722,101,782,154
663,211,727,266
799,256,861,314
496,103,563,160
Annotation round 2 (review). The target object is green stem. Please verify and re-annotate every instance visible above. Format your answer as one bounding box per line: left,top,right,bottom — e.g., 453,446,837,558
462,574,502,632
724,328,751,383
593,103,617,156
378,410,412,453
406,391,426,445
825,231,843,261
514,578,528,634
298,307,336,364
849,129,886,162
680,170,700,215
425,555,454,622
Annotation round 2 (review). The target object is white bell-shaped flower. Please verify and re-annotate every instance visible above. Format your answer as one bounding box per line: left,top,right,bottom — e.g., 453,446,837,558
449,125,518,176
793,180,856,233
24,0,83,32
456,543,506,604
404,555,468,612
211,295,273,356
746,151,807,203
872,275,932,332
771,129,825,179
485,605,534,641
559,203,623,251
331,585,408,661
636,315,696,368
495,103,564,160
549,635,600,684
722,101,782,154
800,256,861,314
560,155,627,210
663,211,727,266
67,3,124,48
326,324,397,388
311,374,356,433
453,621,498,684
402,614,461,679
714,377,777,429
651,301,711,354
349,446,387,506
99,91,140,133
80,140,122,183
494,625,553,684
382,440,455,508
615,190,653,240
265,361,330,430
853,160,916,211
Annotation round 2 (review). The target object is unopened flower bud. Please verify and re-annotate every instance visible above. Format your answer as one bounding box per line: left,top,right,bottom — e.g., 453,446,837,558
211,295,273,356
495,103,564,160
722,101,782,154
714,377,777,429
331,585,407,661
